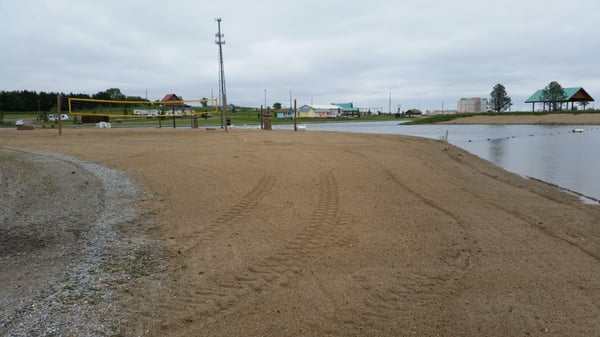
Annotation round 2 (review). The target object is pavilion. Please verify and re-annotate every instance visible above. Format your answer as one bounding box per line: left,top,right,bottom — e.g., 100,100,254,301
525,87,594,112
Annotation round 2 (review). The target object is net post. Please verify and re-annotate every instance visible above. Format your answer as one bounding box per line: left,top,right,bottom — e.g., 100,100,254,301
57,95,62,136
294,99,297,131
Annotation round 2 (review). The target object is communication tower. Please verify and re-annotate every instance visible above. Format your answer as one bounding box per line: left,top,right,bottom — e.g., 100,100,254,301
215,18,228,131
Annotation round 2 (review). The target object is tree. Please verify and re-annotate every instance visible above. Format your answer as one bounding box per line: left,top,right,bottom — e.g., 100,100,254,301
93,88,125,101
201,97,208,108
273,102,282,110
541,81,566,111
578,101,589,111
106,88,125,100
489,83,512,112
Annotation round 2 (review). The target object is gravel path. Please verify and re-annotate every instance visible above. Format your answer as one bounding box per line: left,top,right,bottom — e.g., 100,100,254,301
0,147,163,337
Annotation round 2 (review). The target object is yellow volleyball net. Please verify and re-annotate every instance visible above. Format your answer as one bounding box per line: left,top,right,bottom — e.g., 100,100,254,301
67,97,219,119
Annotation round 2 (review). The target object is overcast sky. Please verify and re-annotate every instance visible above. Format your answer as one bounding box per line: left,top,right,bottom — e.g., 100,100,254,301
1,0,599,111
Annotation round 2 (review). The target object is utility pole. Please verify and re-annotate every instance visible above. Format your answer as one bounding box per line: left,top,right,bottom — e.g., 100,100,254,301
57,95,62,136
215,18,228,131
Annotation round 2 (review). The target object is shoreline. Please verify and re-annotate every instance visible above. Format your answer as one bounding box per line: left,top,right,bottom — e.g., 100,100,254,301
528,176,599,205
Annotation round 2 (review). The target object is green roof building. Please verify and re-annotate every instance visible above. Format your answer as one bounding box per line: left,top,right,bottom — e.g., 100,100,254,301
332,102,360,117
525,87,594,112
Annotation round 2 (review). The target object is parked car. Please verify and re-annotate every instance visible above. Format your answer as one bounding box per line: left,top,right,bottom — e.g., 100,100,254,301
48,114,69,121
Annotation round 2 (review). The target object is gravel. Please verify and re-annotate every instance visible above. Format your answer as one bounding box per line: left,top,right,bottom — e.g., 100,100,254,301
0,147,163,337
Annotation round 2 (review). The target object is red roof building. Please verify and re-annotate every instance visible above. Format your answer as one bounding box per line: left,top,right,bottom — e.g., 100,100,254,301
161,93,181,103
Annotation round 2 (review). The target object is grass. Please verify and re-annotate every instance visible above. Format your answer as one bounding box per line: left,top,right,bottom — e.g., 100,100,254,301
60,289,103,305
405,113,477,125
87,290,103,305
0,153,18,163
438,130,449,143
100,252,154,278
41,174,57,193
0,108,404,128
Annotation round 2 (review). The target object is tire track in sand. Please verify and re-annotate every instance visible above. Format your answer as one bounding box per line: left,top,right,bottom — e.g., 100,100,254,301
155,172,353,332
424,150,600,262
344,168,472,333
139,173,277,332
179,173,276,253
336,150,473,333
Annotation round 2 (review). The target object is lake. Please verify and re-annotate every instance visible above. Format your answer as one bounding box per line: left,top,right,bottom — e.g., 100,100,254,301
273,121,600,203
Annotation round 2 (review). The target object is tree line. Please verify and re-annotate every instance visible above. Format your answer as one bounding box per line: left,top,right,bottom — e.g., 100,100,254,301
0,88,146,112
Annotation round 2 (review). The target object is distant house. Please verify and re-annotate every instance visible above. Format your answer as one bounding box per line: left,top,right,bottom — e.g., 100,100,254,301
525,87,594,112
314,105,340,118
275,108,294,119
332,102,360,117
160,93,183,110
296,104,340,118
160,93,192,115
297,105,315,118
405,109,423,117
161,93,181,103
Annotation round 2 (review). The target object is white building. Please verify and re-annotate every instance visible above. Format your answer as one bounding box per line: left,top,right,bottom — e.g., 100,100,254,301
457,97,488,113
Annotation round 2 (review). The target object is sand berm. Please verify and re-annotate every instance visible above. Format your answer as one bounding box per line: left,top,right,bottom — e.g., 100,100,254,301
1,118,599,336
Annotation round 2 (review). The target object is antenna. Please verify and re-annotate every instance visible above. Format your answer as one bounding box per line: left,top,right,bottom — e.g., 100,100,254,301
215,18,228,131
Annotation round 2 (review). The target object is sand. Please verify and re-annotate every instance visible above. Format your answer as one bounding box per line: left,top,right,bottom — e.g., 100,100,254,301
441,112,600,125
1,126,600,336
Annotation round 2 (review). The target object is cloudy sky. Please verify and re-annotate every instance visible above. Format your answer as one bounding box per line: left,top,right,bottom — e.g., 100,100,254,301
1,0,599,111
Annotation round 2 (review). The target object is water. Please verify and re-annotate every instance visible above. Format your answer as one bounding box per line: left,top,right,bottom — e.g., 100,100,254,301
274,121,600,202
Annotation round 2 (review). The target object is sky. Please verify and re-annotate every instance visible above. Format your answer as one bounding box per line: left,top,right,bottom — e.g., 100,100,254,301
1,0,600,112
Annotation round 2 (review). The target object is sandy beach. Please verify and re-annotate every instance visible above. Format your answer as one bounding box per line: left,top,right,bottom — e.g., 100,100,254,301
442,112,600,125
1,124,600,336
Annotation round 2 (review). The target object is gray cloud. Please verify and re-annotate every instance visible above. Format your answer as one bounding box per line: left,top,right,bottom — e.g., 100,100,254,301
1,0,599,111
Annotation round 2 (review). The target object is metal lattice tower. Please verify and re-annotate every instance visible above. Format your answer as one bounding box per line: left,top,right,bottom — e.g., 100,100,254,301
215,18,228,130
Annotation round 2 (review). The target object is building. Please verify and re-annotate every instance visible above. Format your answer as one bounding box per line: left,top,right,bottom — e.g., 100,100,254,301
405,109,423,117
293,103,361,118
457,97,488,113
161,93,181,103
160,93,192,115
525,87,594,112
297,104,341,118
275,108,294,119
332,102,360,117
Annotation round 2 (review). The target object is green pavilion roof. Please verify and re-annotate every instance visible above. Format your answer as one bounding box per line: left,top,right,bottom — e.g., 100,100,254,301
525,87,594,103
